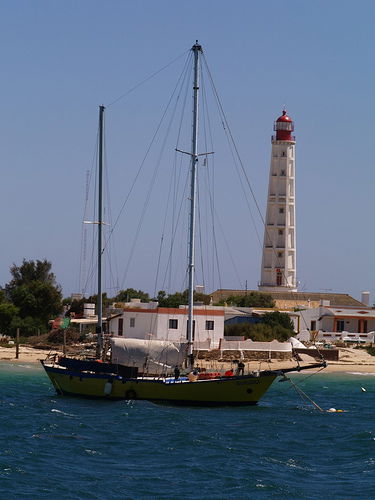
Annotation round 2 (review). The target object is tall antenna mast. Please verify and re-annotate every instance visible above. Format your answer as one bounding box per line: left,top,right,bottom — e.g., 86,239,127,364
176,42,212,368
187,41,202,367
96,105,105,357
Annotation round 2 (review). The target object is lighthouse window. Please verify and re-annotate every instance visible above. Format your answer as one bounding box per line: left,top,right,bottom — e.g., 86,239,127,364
281,151,286,157
278,229,283,235
277,252,283,258
279,208,284,214
280,170,286,176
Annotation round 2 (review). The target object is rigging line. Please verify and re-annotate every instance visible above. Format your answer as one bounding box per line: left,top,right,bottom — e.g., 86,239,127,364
198,70,212,292
79,169,91,294
203,55,303,303
284,375,324,412
153,57,193,298
103,51,193,256
201,71,221,291
157,166,191,295
153,154,179,298
107,49,190,107
212,204,244,289
196,169,206,291
169,54,193,293
82,124,102,296
121,59,192,289
103,132,120,295
201,64,242,289
297,365,327,383
79,129,99,294
201,58,263,267
153,152,183,298
205,65,296,298
222,124,263,249
202,55,265,238
174,51,194,150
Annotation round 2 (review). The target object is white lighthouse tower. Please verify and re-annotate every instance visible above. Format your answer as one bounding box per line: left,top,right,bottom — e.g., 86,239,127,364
259,110,297,292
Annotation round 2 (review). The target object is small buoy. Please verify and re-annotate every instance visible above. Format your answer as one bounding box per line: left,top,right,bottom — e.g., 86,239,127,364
327,408,344,413
361,387,366,392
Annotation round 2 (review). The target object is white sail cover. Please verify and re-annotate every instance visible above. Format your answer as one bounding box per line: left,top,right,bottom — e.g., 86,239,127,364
110,338,187,374
289,337,306,349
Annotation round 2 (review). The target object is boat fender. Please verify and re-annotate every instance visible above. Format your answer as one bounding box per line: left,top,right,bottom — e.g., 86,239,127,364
125,389,137,400
104,382,113,396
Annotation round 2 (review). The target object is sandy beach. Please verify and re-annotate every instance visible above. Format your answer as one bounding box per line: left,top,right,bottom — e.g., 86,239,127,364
0,345,62,364
1,344,375,373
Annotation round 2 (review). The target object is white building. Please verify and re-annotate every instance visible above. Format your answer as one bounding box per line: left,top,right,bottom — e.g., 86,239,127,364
259,110,297,292
296,304,375,342
107,301,224,348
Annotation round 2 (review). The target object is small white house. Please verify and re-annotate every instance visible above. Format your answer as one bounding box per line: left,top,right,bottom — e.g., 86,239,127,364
297,305,375,333
108,302,224,348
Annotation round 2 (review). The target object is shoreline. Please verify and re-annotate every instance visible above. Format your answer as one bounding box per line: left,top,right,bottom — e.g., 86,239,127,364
2,345,375,374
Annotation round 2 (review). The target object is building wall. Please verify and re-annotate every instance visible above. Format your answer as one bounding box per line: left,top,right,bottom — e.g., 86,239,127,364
297,307,375,334
108,306,224,348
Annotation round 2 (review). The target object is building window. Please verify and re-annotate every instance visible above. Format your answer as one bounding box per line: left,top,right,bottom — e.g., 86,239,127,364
277,252,283,258
279,207,284,214
310,320,316,331
206,320,214,330
130,317,135,328
169,319,178,329
336,320,345,332
118,318,123,336
280,169,286,176
278,229,283,235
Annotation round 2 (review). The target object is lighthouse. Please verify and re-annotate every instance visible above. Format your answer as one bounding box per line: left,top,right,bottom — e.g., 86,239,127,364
258,110,297,292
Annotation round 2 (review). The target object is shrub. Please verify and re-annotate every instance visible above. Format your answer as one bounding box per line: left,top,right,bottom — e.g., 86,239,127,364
47,328,82,344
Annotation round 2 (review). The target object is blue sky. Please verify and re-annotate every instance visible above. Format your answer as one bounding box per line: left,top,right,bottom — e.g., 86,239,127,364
1,0,374,303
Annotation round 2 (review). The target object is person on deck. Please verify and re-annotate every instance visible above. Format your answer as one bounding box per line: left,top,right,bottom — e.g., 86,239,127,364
237,361,245,376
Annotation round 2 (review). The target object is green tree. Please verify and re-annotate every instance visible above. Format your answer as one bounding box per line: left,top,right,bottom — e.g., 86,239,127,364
114,288,150,303
0,302,20,336
261,311,294,331
156,289,211,307
64,297,86,317
6,259,63,336
216,292,275,308
224,311,294,343
8,259,57,288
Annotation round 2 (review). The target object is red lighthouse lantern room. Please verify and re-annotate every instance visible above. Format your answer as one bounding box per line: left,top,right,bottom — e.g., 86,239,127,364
274,110,294,141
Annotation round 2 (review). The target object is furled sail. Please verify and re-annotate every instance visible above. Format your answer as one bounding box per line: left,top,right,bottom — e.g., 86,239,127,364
110,338,187,374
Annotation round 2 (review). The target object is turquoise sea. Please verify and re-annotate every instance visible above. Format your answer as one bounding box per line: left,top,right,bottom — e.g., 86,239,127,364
1,363,374,499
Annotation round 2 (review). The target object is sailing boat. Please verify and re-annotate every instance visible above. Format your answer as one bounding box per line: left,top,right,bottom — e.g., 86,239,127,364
41,42,325,405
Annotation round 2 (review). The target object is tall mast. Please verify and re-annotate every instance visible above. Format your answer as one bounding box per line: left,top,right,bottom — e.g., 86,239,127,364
96,105,105,357
187,41,202,367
